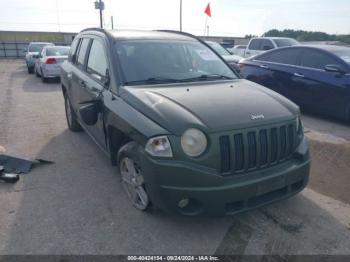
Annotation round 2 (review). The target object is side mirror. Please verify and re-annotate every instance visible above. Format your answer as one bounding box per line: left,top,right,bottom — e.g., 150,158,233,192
71,54,77,63
325,64,347,74
104,68,110,88
79,103,100,126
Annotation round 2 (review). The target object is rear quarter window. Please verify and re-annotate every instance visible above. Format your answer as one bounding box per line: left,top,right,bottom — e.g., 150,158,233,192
76,38,91,68
68,38,80,62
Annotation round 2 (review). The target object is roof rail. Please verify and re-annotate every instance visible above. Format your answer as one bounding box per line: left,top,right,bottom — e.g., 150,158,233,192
155,30,202,42
80,27,107,34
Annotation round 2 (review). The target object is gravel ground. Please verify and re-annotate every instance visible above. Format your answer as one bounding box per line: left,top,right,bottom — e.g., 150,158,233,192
0,60,350,255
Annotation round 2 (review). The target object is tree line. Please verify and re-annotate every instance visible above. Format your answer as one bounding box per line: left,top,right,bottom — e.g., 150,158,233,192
261,29,350,44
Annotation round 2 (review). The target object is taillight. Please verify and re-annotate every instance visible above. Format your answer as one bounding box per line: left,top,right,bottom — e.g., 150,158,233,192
239,63,245,69
46,58,56,64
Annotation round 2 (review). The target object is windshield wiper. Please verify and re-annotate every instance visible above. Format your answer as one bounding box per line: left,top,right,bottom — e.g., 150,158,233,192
179,74,234,82
124,77,180,86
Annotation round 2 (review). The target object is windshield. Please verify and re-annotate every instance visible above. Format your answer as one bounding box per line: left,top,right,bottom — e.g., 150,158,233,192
206,41,231,56
46,47,70,56
274,39,299,47
115,40,236,86
28,43,52,52
330,48,350,64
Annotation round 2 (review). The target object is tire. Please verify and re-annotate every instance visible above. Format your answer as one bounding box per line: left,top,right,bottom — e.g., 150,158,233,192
118,142,151,211
64,94,83,132
27,66,34,74
35,67,40,77
41,69,48,83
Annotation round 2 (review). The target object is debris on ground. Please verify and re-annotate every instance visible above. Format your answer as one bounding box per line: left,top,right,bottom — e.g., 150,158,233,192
0,154,54,184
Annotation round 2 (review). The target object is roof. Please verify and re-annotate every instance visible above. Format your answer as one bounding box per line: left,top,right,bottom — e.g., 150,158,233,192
82,28,196,41
301,44,350,52
253,37,296,40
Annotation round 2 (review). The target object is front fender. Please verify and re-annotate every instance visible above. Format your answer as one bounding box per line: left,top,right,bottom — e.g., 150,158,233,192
103,91,170,146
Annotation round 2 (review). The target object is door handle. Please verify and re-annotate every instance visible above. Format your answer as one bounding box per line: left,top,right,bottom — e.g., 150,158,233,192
246,51,251,55
79,80,86,88
259,64,269,69
294,73,304,78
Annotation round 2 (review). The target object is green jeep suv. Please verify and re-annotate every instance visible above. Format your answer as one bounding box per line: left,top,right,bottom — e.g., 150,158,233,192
60,28,310,215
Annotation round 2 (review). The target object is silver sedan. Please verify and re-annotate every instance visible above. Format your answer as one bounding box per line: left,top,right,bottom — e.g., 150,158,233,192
34,46,70,82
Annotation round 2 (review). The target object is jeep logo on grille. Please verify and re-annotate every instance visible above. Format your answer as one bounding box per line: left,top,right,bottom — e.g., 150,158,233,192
251,114,265,120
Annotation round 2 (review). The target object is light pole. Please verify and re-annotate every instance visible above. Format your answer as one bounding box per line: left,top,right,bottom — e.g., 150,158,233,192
94,0,105,28
99,0,103,28
179,0,182,32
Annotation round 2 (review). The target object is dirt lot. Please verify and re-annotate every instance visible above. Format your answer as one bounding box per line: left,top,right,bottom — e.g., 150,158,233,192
0,60,350,255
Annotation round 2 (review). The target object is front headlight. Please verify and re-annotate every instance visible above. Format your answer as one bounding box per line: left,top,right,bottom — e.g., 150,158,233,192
145,136,173,157
181,128,207,157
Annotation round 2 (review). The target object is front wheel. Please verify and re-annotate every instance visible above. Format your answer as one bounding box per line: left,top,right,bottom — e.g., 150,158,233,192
118,142,150,211
64,95,82,132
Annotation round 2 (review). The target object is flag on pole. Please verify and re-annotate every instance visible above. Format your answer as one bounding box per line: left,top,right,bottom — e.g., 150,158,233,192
204,2,211,17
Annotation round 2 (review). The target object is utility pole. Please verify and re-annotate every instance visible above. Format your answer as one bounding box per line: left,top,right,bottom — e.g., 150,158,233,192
94,0,105,28
99,0,103,28
179,0,182,32
111,16,114,30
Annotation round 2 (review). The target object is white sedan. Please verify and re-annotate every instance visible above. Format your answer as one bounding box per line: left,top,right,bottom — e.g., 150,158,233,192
34,46,70,82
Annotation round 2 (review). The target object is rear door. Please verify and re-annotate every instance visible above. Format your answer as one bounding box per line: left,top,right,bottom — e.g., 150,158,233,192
70,37,91,110
75,37,109,148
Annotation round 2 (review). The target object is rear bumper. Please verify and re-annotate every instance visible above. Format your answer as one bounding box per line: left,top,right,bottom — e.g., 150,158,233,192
42,65,61,78
140,137,310,216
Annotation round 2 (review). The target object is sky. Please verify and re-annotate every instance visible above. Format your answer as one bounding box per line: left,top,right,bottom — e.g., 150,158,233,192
0,0,349,37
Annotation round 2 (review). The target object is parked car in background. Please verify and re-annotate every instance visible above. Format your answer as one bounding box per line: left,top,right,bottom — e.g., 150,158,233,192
239,45,350,122
244,37,299,58
25,42,54,74
220,42,235,50
229,45,247,57
35,46,70,82
205,41,242,71
61,28,310,215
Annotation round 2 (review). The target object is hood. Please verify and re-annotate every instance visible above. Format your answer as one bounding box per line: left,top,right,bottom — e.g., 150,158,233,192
222,54,242,63
120,79,298,135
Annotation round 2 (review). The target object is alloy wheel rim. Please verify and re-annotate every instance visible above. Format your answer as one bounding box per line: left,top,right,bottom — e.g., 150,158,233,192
120,157,149,210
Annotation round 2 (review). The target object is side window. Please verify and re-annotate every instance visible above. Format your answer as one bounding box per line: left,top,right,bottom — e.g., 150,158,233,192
76,38,90,68
300,50,340,70
248,39,261,50
68,38,80,62
86,39,108,82
261,39,274,51
257,49,301,65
